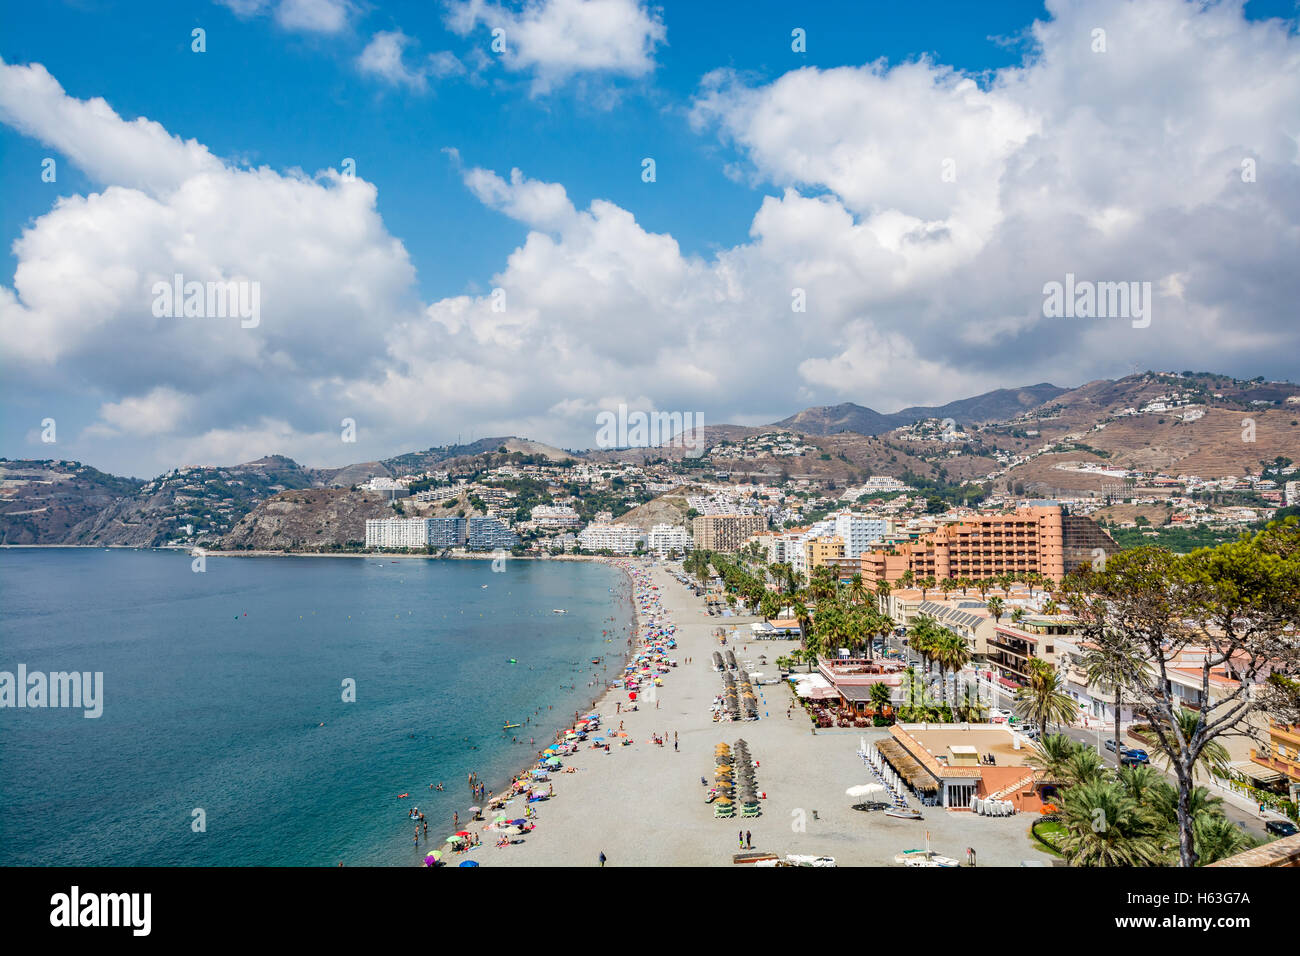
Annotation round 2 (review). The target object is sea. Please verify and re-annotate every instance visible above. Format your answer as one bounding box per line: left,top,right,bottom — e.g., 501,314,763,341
0,548,633,866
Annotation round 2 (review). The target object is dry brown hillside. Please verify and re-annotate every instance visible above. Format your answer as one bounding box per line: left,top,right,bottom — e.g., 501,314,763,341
220,489,395,551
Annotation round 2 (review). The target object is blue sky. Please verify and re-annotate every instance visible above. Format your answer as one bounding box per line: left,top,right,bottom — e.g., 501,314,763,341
1,0,1298,476
1,0,1071,298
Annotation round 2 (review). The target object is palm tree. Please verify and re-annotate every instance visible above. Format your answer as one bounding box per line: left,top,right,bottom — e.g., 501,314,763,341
1015,659,1079,735
1150,781,1225,828
954,683,989,722
1117,763,1163,806
898,569,915,592
869,681,892,716
986,596,1005,624
875,580,891,616
939,578,956,602
1010,607,1026,625
918,575,936,601
1083,639,1143,764
1042,596,1060,615
909,614,939,680
934,630,971,708
1061,746,1109,787
847,573,868,606
1058,780,1165,867
1192,814,1255,866
957,576,973,597
1028,733,1082,781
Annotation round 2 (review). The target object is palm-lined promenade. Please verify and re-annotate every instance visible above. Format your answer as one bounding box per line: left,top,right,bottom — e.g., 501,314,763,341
663,517,1300,867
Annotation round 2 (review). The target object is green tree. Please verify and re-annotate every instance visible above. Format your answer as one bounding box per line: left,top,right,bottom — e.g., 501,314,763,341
1083,638,1144,765
1058,780,1165,867
1015,659,1079,734
985,596,1004,624
1028,733,1082,782
933,629,971,708
1058,519,1300,866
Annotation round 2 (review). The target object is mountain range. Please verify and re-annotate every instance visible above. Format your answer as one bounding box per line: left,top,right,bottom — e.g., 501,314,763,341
3,371,1297,548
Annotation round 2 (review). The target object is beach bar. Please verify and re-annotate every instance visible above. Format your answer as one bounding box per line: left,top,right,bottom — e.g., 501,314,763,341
874,723,1046,811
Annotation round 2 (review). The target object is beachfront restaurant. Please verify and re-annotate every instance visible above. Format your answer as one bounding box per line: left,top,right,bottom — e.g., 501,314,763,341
876,723,1046,811
817,657,904,712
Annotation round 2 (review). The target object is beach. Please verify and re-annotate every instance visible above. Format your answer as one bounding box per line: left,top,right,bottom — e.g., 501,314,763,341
445,560,1041,867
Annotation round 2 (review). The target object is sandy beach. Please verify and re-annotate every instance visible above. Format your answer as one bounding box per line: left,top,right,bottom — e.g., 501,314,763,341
448,560,1040,867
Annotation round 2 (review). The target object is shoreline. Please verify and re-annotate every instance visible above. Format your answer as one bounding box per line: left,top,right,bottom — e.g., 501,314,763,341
0,544,613,562
462,558,644,851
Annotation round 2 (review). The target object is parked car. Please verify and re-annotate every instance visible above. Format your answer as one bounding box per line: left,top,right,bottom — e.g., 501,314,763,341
1265,820,1298,838
1119,748,1150,767
1104,738,1120,753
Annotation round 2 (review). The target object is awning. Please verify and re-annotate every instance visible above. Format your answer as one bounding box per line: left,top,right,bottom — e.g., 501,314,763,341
1234,760,1285,784
877,738,939,793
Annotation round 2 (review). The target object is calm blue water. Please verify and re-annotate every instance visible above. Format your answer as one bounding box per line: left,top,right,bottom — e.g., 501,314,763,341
0,549,632,866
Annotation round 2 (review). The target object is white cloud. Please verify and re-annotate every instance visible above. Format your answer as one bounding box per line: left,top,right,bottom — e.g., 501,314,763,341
358,31,465,92
3,0,1300,477
275,0,353,34
216,0,353,34
87,387,197,438
445,0,666,93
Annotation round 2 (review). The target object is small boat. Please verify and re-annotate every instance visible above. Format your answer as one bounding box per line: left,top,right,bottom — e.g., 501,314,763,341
885,807,924,820
503,722,521,730
552,609,567,614
895,850,959,867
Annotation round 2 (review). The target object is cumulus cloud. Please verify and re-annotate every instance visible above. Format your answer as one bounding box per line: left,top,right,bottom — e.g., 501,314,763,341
357,30,466,91
445,0,666,92
3,0,1299,477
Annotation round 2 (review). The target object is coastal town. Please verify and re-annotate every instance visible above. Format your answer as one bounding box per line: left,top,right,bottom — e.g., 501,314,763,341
419,527,1300,868
5,0,1300,937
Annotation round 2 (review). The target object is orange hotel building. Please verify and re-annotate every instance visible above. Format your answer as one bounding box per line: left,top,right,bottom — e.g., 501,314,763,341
857,505,1117,585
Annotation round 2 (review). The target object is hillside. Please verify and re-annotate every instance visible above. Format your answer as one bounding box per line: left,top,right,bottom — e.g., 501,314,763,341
774,383,1067,435
0,460,143,544
3,371,1296,547
615,490,693,530
219,488,397,551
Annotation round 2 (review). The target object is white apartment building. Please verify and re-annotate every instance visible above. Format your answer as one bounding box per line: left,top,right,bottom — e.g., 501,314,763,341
646,523,693,557
530,505,582,528
361,476,404,491
366,515,467,546
577,523,647,555
832,512,892,559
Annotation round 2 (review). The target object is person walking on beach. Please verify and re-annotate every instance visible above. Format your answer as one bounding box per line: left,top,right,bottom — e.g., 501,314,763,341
738,830,744,849
599,851,606,867
453,811,459,828
745,830,752,849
